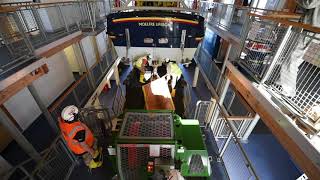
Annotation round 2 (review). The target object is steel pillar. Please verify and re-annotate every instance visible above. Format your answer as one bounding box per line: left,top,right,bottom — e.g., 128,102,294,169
192,65,200,87
78,42,96,88
241,114,260,142
0,110,41,162
27,84,59,133
217,43,232,89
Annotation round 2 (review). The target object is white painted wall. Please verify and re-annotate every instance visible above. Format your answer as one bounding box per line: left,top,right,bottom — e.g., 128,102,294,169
64,45,81,72
115,46,196,63
80,36,97,69
32,52,75,107
96,30,107,57
4,88,42,130
4,51,75,130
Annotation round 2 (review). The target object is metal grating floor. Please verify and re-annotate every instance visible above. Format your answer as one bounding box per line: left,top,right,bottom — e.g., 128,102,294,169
119,112,173,139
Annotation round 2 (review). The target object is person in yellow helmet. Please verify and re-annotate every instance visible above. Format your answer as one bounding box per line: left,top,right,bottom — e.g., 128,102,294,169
133,54,152,83
165,59,182,90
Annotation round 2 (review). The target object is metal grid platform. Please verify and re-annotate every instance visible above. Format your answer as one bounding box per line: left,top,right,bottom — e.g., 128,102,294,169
119,112,174,139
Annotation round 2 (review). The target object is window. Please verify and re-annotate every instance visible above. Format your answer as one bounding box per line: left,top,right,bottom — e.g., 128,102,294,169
158,38,168,44
144,38,153,43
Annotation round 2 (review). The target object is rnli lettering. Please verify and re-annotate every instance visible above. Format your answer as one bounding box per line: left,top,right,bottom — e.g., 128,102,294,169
139,22,170,26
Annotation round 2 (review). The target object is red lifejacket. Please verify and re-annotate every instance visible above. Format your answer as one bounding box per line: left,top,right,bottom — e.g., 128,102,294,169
59,118,94,155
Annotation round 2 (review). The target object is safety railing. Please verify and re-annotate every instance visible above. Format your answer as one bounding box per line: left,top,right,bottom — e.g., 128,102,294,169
79,106,114,145
49,49,118,122
111,0,200,13
0,9,35,75
0,1,109,76
183,83,194,118
237,13,288,80
2,137,77,180
237,13,320,136
214,103,258,180
200,2,301,38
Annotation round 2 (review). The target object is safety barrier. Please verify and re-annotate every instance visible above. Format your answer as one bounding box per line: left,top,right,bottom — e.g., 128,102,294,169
214,104,258,180
199,2,300,38
2,137,77,180
0,1,109,76
237,13,320,136
182,83,194,118
49,49,117,121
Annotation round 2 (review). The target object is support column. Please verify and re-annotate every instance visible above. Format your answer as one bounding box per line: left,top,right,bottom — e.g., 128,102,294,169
114,65,120,86
0,110,41,162
217,44,232,89
78,42,96,88
192,65,200,88
241,114,260,142
27,84,59,133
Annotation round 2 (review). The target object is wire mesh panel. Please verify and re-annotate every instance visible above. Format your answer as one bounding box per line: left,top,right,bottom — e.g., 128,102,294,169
80,107,112,144
92,62,103,85
222,138,255,180
33,139,76,180
0,12,34,72
264,29,320,131
119,112,173,139
194,101,213,126
117,144,174,180
239,17,287,80
117,145,150,180
112,85,126,117
183,84,195,118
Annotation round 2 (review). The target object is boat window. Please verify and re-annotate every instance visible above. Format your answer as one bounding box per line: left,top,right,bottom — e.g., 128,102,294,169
158,38,168,44
144,38,153,43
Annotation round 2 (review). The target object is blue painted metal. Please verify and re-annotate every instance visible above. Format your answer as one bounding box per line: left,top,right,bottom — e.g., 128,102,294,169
107,11,204,48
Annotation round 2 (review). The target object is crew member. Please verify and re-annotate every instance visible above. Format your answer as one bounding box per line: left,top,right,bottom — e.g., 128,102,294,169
133,54,152,83
59,105,102,169
165,59,182,91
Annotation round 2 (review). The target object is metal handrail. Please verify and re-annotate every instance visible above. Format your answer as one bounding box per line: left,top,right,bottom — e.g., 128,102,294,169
216,103,259,179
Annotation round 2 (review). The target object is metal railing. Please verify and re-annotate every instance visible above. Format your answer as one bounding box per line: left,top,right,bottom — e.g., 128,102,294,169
0,1,109,76
200,2,301,38
2,137,77,180
215,104,258,180
262,28,320,134
238,14,288,80
49,53,117,120
236,13,320,135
